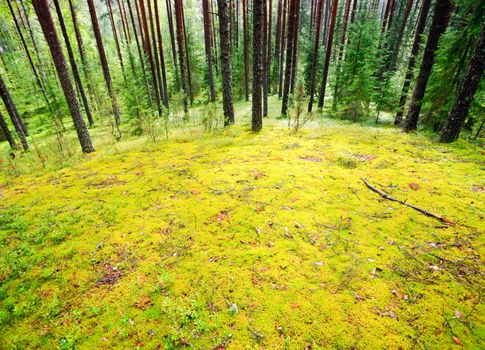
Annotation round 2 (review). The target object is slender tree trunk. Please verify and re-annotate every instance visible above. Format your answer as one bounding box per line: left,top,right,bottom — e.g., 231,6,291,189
127,0,154,110
262,0,268,116
154,0,169,108
181,4,193,104
32,0,94,153
68,0,99,110
166,0,178,67
332,0,352,110
147,0,163,114
403,0,453,132
274,0,283,93
308,0,323,112
242,0,249,101
106,0,125,73
317,0,338,109
117,0,131,43
211,0,219,74
174,0,188,112
281,0,296,115
267,0,273,94
218,0,235,126
440,24,485,142
394,0,431,125
389,0,414,71
53,0,94,127
87,0,122,138
0,76,28,150
203,0,216,102
278,0,288,98
252,0,263,130
289,0,300,94
0,110,17,150
139,0,161,112
6,0,49,106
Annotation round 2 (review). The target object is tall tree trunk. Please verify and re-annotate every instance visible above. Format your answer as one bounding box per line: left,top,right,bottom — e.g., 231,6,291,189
87,0,122,138
6,0,49,106
440,24,485,143
0,110,17,150
126,0,154,110
289,0,300,94
166,0,178,67
53,0,94,127
252,0,263,130
154,0,169,108
0,76,28,150
181,3,194,104
332,0,352,110
147,0,163,113
262,0,268,116
274,0,283,94
174,0,188,112
267,0,273,94
117,0,131,43
68,0,99,110
211,0,219,74
139,0,161,112
203,0,216,102
308,0,323,112
281,0,296,115
106,0,124,72
32,0,94,153
389,0,414,71
278,0,288,98
394,0,431,125
317,0,338,109
218,0,235,126
403,0,453,132
242,0,249,101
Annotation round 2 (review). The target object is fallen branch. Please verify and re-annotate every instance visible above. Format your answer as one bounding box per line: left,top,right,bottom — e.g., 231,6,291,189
361,178,455,226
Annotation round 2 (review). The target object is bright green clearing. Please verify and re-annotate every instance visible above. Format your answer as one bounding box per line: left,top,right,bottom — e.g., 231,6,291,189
0,98,484,349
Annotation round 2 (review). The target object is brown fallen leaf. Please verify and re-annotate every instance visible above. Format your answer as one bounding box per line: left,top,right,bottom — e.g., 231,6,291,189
452,336,463,346
408,182,421,190
135,296,152,310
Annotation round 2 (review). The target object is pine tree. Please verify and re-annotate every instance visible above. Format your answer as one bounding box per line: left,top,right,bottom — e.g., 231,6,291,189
252,0,264,130
0,76,28,150
0,110,17,149
203,0,217,102
32,0,94,153
218,0,235,126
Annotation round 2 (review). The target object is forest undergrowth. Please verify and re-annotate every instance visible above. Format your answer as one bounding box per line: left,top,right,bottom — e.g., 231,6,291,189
0,98,484,349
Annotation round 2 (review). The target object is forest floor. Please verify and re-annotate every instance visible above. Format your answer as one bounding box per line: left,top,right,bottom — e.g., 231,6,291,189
0,97,484,349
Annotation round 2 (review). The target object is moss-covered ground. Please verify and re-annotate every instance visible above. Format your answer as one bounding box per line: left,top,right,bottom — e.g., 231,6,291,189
0,98,484,349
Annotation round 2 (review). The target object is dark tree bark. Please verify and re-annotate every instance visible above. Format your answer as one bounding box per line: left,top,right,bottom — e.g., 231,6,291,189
262,0,268,116
68,0,99,110
281,0,297,115
252,0,263,130
440,24,485,143
289,0,301,94
317,0,338,109
403,0,453,132
154,0,169,108
174,0,188,112
181,3,194,104
139,0,161,111
53,0,94,127
267,0,273,94
166,0,178,67
147,0,163,113
389,0,414,70
242,0,249,101
6,0,49,106
218,0,235,126
32,0,94,153
106,0,124,72
0,110,17,150
394,0,431,125
0,76,28,150
87,0,122,137
274,0,283,93
308,0,323,112
117,0,131,43
203,0,216,102
126,0,154,110
332,0,352,110
278,0,288,98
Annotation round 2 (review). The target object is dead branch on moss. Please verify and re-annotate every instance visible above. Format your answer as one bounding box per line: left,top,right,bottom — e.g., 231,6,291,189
361,178,455,226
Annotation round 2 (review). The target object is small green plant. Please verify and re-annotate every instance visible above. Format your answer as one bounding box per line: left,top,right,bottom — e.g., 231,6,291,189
201,103,222,132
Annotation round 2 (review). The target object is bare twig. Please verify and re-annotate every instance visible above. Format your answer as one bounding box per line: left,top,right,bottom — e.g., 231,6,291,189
361,178,455,226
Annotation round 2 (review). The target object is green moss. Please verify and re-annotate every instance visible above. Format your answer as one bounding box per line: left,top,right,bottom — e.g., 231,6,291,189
0,97,484,349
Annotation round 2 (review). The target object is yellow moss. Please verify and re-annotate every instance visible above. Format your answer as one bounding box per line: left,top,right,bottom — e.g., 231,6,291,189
0,97,484,349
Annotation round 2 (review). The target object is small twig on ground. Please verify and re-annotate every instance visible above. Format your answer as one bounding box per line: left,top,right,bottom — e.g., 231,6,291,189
361,178,455,226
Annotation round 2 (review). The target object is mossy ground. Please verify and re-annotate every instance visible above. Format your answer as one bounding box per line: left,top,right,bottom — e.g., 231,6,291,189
0,97,484,349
